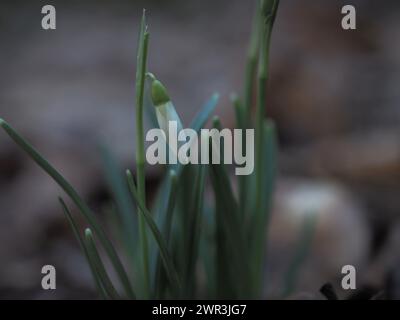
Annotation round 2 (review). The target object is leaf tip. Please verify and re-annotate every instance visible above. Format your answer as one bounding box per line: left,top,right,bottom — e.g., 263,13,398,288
146,72,156,81
169,169,177,184
212,115,221,127
141,9,149,33
84,228,93,239
229,92,239,102
264,118,277,134
169,169,176,178
213,92,220,101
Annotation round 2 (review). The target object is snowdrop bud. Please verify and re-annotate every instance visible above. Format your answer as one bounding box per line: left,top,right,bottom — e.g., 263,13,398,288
150,78,184,141
151,80,170,107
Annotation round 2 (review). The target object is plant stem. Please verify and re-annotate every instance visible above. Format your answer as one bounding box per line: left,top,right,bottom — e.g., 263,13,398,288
255,23,271,208
155,170,177,298
254,0,279,297
231,94,247,217
135,10,150,298
243,0,261,126
126,170,181,295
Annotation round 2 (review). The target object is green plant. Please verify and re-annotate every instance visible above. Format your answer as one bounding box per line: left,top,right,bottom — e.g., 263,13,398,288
0,0,280,299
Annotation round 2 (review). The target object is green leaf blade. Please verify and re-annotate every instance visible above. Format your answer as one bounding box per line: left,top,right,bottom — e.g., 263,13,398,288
134,10,151,298
0,119,135,299
84,228,122,300
59,197,108,300
126,170,181,295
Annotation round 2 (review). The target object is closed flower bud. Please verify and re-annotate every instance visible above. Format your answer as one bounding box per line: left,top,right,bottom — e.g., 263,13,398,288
150,77,184,142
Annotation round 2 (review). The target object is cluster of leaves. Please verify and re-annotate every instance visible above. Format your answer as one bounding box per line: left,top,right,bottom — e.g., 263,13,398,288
0,0,281,299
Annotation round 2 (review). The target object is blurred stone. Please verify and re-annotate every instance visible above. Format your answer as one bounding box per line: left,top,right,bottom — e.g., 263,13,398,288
281,129,400,220
266,178,370,297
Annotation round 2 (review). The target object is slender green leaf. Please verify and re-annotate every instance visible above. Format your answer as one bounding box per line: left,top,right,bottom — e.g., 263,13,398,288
252,0,280,297
188,93,220,132
210,170,243,299
144,76,159,128
99,144,137,263
161,170,178,245
230,93,248,216
208,117,247,298
199,205,216,298
0,119,135,299
59,197,108,300
230,93,245,130
282,212,316,298
250,119,278,296
254,0,279,220
134,10,151,298
126,169,181,294
184,164,207,297
84,228,121,300
171,93,219,178
153,169,178,298
243,0,261,125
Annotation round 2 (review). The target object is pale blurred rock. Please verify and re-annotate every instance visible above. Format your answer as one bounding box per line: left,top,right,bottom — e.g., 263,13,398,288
266,178,370,297
281,129,400,220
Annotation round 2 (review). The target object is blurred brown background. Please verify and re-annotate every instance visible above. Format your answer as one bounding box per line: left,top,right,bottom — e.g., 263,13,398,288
0,0,399,299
